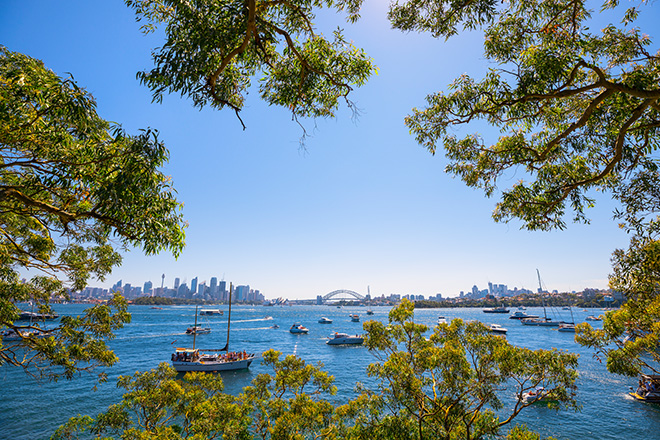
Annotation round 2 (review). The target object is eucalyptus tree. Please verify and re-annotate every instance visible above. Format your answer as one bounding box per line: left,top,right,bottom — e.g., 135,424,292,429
387,0,660,376
124,0,377,132
0,47,186,380
54,302,577,439
347,299,578,440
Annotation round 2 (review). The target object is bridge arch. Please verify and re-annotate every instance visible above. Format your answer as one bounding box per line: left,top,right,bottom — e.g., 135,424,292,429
323,289,365,301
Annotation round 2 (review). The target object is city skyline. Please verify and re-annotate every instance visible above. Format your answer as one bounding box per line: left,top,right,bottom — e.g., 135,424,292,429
2,2,643,300
80,274,608,302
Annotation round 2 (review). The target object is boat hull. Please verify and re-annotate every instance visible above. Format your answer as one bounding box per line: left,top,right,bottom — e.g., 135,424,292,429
172,357,254,372
629,391,660,403
327,337,364,345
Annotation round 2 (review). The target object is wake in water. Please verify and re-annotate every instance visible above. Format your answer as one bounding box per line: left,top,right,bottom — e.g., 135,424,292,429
232,316,273,323
115,332,188,340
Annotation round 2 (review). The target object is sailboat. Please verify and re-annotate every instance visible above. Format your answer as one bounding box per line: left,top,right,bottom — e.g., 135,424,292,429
521,270,569,327
558,305,576,332
171,283,256,372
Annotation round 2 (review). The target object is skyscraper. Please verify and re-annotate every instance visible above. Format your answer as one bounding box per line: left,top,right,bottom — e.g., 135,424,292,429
219,280,227,300
143,281,153,295
191,277,198,294
174,278,180,289
210,277,218,297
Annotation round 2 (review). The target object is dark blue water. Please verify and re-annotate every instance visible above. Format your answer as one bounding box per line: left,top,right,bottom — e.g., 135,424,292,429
1,304,658,439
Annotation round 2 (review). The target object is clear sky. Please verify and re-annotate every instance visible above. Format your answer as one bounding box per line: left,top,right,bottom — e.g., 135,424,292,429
2,1,643,299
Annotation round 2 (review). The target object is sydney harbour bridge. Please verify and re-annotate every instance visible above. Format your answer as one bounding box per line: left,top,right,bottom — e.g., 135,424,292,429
318,289,367,304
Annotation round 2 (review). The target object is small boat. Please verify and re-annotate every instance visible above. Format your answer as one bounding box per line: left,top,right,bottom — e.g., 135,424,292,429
199,309,223,316
270,324,279,329
0,328,44,341
483,306,510,313
520,387,552,404
630,374,660,402
521,317,561,327
186,325,211,335
349,314,360,322
290,323,309,334
17,311,59,321
558,323,576,332
171,284,254,373
366,310,374,315
488,324,507,334
509,311,539,320
437,316,447,325
318,317,333,324
585,315,602,321
326,332,364,345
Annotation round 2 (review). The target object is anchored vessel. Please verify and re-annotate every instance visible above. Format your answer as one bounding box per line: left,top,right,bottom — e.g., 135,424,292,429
171,283,255,372
326,332,364,345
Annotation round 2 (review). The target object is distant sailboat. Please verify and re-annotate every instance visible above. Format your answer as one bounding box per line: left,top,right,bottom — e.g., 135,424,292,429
522,270,570,327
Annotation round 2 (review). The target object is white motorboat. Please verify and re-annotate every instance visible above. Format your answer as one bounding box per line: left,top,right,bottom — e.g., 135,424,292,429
488,324,508,334
326,332,364,345
521,317,560,326
199,309,223,316
290,323,309,334
520,387,552,404
558,323,576,332
437,316,447,325
186,325,211,335
171,284,254,373
0,328,44,341
509,311,539,320
483,306,510,313
349,314,360,322
318,317,333,324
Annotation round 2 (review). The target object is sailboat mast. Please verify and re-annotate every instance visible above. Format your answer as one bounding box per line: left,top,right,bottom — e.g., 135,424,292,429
537,269,548,320
222,283,233,353
193,304,198,350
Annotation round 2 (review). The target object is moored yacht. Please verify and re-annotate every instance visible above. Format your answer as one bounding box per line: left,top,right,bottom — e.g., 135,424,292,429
171,284,254,373
326,332,364,345
509,311,539,320
318,317,333,324
488,324,508,334
483,306,510,313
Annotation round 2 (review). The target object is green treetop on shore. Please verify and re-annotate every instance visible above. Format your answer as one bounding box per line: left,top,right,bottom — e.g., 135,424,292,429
54,300,576,439
0,47,186,381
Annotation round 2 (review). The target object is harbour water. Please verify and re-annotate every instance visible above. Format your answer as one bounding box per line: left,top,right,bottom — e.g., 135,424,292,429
1,304,659,439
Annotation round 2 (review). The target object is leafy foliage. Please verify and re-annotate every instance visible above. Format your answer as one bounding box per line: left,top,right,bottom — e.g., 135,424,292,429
354,299,578,439
576,238,660,376
397,0,660,231
54,302,577,439
125,0,377,130
0,46,186,380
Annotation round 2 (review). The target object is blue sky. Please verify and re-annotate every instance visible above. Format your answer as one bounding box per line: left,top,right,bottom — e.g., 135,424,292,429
2,1,640,299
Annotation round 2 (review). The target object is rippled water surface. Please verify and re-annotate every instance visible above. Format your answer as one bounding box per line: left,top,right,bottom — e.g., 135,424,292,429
2,304,659,439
